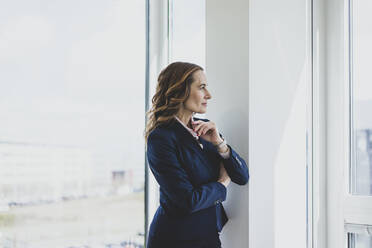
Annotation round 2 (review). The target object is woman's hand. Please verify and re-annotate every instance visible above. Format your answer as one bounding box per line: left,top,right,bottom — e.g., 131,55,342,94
191,120,223,145
218,162,231,188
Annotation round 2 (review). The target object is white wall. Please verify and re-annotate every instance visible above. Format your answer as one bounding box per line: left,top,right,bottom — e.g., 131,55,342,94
206,1,249,247
206,0,311,247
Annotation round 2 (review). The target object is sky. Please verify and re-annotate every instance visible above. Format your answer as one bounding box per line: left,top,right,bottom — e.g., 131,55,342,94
0,0,206,172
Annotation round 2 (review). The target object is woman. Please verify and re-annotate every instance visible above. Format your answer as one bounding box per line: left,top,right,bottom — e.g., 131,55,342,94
144,62,249,248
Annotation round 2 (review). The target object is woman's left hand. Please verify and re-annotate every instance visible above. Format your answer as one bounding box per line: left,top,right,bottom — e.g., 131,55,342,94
191,120,223,145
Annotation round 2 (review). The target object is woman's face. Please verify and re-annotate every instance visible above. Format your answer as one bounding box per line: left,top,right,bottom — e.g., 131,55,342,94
183,70,212,114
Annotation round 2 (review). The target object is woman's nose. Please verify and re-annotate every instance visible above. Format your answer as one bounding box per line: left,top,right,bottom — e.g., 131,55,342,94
205,90,212,99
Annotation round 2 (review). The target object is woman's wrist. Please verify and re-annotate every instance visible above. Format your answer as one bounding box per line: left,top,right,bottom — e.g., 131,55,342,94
214,136,228,153
218,180,228,188
217,144,229,154
212,137,224,146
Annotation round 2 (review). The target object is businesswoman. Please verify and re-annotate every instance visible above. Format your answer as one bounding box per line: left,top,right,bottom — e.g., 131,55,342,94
144,62,249,248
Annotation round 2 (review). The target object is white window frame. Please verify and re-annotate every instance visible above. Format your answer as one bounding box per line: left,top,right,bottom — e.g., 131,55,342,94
323,0,372,247
312,0,327,247
145,0,171,237
344,0,372,227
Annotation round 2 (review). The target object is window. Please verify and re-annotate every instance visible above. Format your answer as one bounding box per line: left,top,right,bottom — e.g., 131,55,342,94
145,0,206,237
345,0,372,248
345,0,372,247
350,0,372,196
0,1,145,247
342,1,372,245
323,0,372,247
346,224,372,248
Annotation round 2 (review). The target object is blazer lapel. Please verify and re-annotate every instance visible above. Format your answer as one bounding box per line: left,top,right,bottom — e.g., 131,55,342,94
171,119,204,150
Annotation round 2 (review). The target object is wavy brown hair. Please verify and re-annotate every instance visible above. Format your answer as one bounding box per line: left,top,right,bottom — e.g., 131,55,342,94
144,62,203,143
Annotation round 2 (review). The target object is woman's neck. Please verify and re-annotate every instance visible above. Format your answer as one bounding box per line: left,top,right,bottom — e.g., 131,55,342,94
175,111,193,128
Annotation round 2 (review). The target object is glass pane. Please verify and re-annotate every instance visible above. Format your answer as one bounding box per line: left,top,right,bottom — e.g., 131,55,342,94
0,1,145,247
350,0,372,195
348,233,372,248
346,224,372,248
171,0,206,68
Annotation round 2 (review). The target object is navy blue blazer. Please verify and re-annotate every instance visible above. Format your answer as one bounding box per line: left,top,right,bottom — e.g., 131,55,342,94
146,117,249,247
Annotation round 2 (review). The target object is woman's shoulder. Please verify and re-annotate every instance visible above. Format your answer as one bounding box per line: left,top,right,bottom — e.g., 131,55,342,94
148,124,177,143
146,126,179,154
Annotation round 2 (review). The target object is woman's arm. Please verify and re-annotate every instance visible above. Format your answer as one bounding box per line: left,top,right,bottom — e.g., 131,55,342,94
192,118,250,186
147,130,227,214
208,132,249,185
216,142,249,185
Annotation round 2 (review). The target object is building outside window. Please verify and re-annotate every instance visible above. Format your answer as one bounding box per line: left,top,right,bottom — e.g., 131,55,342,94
0,1,145,247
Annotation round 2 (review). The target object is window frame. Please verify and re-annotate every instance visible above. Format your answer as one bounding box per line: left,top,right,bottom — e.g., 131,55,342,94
145,0,172,243
324,0,372,247
345,0,372,227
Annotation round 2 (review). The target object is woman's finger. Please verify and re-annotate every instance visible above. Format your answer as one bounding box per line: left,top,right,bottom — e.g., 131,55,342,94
192,122,201,132
198,125,207,135
193,122,206,133
201,124,212,135
197,122,209,135
191,120,203,127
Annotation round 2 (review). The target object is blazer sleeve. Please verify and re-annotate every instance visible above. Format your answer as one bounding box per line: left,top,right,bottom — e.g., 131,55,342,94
147,131,227,214
213,133,249,185
194,117,250,186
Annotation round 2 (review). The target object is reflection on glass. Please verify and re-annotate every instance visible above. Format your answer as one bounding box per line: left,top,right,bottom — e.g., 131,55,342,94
0,1,145,247
350,0,372,195
348,233,372,248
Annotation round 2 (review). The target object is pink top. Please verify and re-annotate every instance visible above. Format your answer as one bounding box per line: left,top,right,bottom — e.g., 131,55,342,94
174,115,230,159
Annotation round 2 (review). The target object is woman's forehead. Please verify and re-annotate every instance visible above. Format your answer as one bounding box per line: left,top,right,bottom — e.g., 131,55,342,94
192,70,207,82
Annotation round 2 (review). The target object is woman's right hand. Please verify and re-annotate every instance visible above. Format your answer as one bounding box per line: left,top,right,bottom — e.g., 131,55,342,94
218,162,231,188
